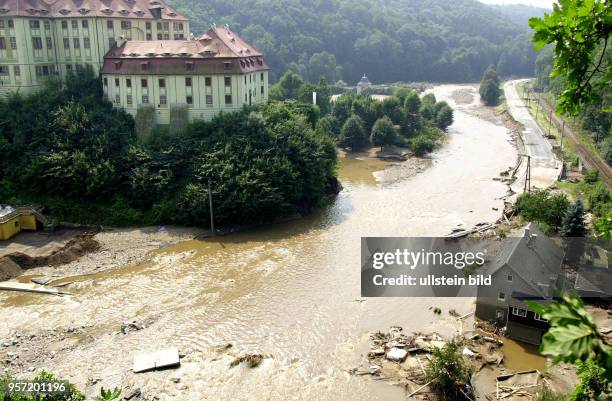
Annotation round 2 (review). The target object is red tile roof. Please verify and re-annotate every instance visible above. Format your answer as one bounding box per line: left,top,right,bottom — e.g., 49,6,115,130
101,26,269,75
0,0,187,20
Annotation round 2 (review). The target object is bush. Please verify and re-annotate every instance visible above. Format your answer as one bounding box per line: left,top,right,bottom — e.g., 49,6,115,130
370,116,398,150
516,190,570,231
535,388,566,401
339,114,368,150
0,371,85,401
583,169,600,183
426,342,468,394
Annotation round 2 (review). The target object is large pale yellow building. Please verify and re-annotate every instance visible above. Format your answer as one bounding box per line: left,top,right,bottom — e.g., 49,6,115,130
101,26,269,123
0,0,188,95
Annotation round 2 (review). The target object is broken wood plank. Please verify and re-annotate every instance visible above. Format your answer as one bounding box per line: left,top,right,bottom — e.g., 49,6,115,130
0,281,61,295
133,348,180,373
407,380,433,397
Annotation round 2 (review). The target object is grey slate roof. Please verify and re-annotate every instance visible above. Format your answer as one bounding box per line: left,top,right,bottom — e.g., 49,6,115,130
488,223,564,299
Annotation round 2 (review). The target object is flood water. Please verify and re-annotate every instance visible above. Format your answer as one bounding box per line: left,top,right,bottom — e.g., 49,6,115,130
1,85,519,400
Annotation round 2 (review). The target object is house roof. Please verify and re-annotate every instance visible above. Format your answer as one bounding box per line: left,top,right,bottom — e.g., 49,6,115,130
575,265,612,298
0,0,187,20
488,223,564,299
101,26,269,75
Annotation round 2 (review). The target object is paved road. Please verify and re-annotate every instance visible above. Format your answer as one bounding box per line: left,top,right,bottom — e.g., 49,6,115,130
504,79,561,194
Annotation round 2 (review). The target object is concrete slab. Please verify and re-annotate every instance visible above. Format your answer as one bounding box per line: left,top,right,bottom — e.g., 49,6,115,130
133,348,180,373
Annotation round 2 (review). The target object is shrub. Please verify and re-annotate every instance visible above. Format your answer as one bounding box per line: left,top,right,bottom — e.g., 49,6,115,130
0,371,85,401
426,342,468,394
583,169,600,183
339,114,368,150
370,116,398,150
516,190,570,231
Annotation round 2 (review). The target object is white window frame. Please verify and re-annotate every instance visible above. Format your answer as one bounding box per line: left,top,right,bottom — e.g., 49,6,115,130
498,292,505,301
511,307,527,318
534,313,548,322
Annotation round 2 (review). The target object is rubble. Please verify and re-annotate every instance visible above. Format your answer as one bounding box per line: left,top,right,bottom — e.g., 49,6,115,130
229,353,271,368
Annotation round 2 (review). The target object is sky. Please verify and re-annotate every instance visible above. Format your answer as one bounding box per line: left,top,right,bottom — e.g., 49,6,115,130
478,0,553,8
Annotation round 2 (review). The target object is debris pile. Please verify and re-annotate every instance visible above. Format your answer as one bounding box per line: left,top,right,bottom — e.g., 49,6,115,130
350,326,506,399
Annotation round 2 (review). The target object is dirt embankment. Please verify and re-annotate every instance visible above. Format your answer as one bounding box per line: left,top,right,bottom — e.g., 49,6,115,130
0,227,203,282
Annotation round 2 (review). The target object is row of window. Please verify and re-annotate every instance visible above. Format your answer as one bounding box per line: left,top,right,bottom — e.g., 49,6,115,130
510,307,548,322
0,65,19,76
105,76,235,89
0,19,14,29
62,37,91,49
0,37,17,50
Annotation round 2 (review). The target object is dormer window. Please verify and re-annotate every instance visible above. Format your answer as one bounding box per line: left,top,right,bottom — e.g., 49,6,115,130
224,61,232,70
119,9,129,15
59,9,70,14
78,8,90,14
185,61,194,71
114,61,122,70
140,61,149,71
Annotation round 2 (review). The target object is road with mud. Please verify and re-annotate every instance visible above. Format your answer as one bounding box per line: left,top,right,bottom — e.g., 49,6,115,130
0,84,517,401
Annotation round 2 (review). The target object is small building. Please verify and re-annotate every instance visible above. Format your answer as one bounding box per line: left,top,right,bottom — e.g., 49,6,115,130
0,205,48,240
356,74,372,93
101,26,269,124
475,223,565,345
575,265,612,306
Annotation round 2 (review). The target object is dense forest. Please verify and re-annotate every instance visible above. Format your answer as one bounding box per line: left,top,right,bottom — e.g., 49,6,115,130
167,0,546,84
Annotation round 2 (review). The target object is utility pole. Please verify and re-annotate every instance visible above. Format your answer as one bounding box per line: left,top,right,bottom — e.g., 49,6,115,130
535,99,540,120
208,178,215,236
548,110,553,137
523,155,531,193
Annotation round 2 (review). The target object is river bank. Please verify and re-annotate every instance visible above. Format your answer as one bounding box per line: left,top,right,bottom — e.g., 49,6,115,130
1,83,522,401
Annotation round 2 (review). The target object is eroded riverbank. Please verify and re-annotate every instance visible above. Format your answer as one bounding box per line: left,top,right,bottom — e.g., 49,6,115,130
0,84,518,401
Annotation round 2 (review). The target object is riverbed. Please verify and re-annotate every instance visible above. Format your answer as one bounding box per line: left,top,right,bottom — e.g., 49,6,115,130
0,84,517,400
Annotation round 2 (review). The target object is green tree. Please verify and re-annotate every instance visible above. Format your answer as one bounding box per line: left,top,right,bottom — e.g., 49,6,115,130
480,76,501,106
269,70,305,100
435,104,454,131
370,116,397,151
529,0,612,115
425,342,468,395
561,199,586,237
339,114,368,150
516,190,570,231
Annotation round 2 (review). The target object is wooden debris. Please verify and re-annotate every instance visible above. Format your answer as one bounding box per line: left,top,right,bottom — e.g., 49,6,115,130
133,348,180,373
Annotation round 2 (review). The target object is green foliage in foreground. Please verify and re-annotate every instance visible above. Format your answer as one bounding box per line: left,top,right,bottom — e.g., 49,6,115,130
0,70,338,228
529,0,611,115
516,190,570,232
0,372,84,401
534,388,566,401
529,295,611,400
425,342,468,395
93,387,121,401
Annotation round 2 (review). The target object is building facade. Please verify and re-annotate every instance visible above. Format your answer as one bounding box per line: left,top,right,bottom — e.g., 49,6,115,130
101,27,269,123
0,0,188,95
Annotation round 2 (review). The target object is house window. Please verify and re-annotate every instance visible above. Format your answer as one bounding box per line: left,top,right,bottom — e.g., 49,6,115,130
156,22,162,30
511,307,527,318
145,22,151,30
158,78,165,88
206,94,213,105
534,313,548,322
108,38,116,48
224,76,231,86
205,77,211,86
121,21,131,30
507,275,513,282
141,78,147,88
115,78,119,86
103,77,107,86
126,78,131,87
146,33,152,40
126,94,132,105
260,73,264,80
46,37,52,49
35,66,42,76
223,61,231,70
30,20,40,29
13,65,20,76
225,94,232,105
160,95,167,105
83,38,90,49
0,37,5,50
71,20,78,30
107,20,113,29
185,62,194,71
73,38,80,48
82,20,88,29
63,38,70,49
186,95,193,105
44,20,50,30
0,20,4,29
498,292,505,301
114,94,120,103
185,77,192,86
163,33,169,39
140,62,149,71
7,20,13,28
0,66,8,75
260,85,264,95
32,37,43,49
62,20,68,29
142,95,149,104
10,37,16,49
66,64,72,73
157,33,162,40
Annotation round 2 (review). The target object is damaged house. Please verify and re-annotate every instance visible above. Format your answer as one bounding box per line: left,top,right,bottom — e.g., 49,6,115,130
475,223,565,345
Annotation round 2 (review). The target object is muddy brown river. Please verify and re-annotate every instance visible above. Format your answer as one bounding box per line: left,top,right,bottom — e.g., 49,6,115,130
0,85,518,400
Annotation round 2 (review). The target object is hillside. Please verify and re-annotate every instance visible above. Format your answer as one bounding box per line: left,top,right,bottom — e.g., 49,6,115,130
166,0,542,83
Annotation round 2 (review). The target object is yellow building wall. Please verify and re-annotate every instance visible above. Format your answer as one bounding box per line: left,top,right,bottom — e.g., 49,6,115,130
18,214,37,230
0,217,21,240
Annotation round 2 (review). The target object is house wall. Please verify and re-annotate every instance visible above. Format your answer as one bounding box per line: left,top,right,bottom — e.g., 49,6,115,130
0,217,21,240
18,214,37,230
475,264,536,324
102,70,269,123
0,15,189,96
506,322,544,345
